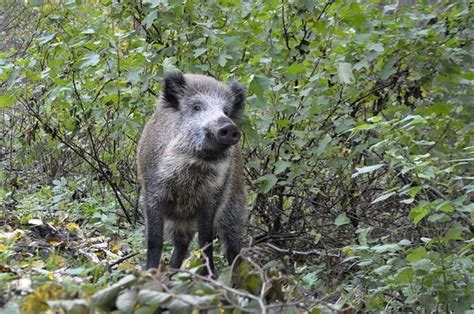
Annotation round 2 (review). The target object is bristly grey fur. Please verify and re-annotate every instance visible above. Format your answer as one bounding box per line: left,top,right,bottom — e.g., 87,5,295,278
137,72,247,274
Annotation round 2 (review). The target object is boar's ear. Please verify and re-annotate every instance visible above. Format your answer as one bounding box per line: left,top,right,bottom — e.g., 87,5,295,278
229,81,245,113
163,72,186,109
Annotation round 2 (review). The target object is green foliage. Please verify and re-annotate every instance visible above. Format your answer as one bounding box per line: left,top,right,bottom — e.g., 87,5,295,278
1,0,473,312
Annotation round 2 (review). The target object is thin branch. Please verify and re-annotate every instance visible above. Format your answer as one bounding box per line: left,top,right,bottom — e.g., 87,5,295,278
108,252,139,268
264,242,340,257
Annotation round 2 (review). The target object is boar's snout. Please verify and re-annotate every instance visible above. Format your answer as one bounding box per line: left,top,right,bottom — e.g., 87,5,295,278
216,123,241,146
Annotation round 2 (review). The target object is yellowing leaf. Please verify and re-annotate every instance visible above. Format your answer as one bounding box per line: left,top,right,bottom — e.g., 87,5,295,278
21,283,64,314
120,40,129,52
66,222,80,234
341,246,354,256
111,242,121,254
47,238,62,245
5,229,25,241
117,262,135,271
0,94,16,108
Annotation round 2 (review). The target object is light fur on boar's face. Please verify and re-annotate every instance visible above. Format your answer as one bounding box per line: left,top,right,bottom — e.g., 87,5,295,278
160,72,245,161
137,72,247,274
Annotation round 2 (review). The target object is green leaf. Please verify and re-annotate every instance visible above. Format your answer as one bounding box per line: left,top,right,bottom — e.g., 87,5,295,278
368,43,384,52
0,94,16,108
335,213,350,226
287,61,307,75
38,33,56,44
315,134,332,156
145,0,165,8
398,239,411,246
379,55,397,80
91,275,137,311
372,243,400,253
134,304,159,314
167,294,215,310
244,274,262,295
352,164,384,178
193,48,207,58
314,233,321,244
458,203,474,213
408,202,431,224
311,307,322,314
436,201,454,213
399,115,427,128
337,62,354,84
373,265,392,275
116,289,138,313
278,306,301,314
406,247,426,263
429,103,454,115
444,226,464,242
427,213,448,222
217,54,227,66
142,11,157,28
137,290,171,306
81,28,95,34
81,52,100,69
371,191,396,204
394,267,414,284
126,68,142,84
249,74,270,99
162,57,179,73
408,186,423,198
217,267,232,286
258,174,278,193
400,198,415,204
47,300,88,313
274,160,290,175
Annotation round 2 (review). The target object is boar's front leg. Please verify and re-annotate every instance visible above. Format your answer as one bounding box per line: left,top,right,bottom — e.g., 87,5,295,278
198,210,215,276
145,193,164,269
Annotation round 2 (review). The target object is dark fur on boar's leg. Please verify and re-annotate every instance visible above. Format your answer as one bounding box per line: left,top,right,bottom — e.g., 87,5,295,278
137,72,247,275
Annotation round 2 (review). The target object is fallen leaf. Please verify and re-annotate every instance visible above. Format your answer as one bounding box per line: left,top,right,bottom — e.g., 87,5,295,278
117,262,135,271
66,222,80,234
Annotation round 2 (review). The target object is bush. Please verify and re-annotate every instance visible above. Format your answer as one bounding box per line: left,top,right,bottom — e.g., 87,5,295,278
1,0,472,312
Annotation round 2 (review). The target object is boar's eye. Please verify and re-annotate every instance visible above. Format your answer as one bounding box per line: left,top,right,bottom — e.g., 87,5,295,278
223,108,229,116
192,103,202,111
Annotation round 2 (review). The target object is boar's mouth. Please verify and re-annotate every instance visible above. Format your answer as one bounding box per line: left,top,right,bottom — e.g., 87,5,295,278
196,149,230,161
197,128,237,161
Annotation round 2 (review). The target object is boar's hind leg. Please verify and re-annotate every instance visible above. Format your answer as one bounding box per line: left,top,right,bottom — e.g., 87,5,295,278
169,226,193,269
220,200,245,266
145,194,164,269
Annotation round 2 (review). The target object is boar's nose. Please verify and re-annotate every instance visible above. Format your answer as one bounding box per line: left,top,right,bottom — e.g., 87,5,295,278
216,123,241,145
